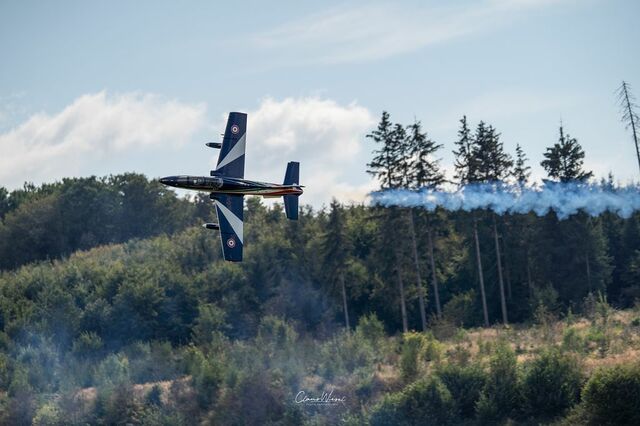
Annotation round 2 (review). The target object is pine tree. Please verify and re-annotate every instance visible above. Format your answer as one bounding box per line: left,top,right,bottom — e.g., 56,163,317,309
393,123,411,188
537,129,610,307
453,117,489,326
408,120,445,190
322,200,352,331
513,143,531,185
473,124,513,325
367,111,401,189
473,124,513,182
505,143,535,315
453,116,476,184
541,126,593,182
367,111,409,332
407,120,445,319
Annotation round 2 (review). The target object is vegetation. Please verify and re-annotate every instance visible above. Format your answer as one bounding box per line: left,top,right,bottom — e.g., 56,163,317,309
0,111,639,424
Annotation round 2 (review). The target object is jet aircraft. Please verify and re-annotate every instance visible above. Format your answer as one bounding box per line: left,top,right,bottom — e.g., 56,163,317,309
160,112,303,262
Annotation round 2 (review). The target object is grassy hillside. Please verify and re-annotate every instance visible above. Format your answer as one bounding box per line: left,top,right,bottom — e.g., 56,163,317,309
3,301,638,424
1,199,639,424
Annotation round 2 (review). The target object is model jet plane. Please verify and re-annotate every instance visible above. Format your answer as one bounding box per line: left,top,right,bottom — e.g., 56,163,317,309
160,112,303,262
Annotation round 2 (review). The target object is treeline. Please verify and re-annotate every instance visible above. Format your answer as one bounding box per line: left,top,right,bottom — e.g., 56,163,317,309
0,173,213,270
352,111,640,333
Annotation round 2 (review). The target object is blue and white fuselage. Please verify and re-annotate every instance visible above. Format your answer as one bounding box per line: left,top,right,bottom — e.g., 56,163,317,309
159,112,302,262
159,175,303,197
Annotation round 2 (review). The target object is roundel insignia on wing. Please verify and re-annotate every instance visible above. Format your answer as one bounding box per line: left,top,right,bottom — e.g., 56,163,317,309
231,124,240,134
227,238,236,248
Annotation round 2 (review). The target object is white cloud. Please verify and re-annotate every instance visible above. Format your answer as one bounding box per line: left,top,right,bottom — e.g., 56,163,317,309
251,0,568,65
236,97,377,207
0,91,207,189
1,93,377,209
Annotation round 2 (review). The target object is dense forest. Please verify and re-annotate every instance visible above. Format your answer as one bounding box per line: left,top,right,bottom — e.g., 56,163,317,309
0,112,639,425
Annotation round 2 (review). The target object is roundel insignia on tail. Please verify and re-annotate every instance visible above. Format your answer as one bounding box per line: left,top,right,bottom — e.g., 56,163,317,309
231,124,240,134
227,238,236,248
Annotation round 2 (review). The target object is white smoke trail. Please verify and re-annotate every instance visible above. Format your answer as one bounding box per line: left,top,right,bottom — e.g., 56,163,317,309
370,182,640,219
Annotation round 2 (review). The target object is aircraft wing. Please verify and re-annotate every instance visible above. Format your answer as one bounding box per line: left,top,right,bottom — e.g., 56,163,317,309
214,194,244,262
215,112,247,178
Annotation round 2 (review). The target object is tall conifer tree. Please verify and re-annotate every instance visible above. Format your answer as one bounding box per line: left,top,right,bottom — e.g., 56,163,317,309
537,127,610,306
367,112,409,332
473,124,513,325
322,199,352,331
541,126,593,182
453,117,489,326
513,143,531,185
408,120,445,319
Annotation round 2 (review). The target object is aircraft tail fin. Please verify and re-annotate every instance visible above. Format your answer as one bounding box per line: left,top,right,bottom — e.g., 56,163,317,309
284,195,298,220
283,161,299,220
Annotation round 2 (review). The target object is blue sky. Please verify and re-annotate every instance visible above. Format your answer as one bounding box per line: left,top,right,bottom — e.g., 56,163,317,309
1,0,639,207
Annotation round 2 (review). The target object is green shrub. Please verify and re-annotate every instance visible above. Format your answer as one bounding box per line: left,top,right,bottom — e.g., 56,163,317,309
400,332,426,382
94,353,130,387
15,339,61,393
192,303,228,346
476,342,522,423
370,377,457,426
32,402,62,426
8,364,31,397
423,336,444,363
256,315,298,357
146,384,163,406
565,307,576,325
586,326,609,357
437,363,486,418
446,345,472,366
534,302,558,343
522,349,583,419
355,313,385,345
99,384,143,426
183,346,223,409
138,408,189,426
212,371,286,425
477,337,493,357
355,313,390,363
581,364,640,426
562,326,585,352
0,352,9,390
595,292,611,328
72,331,104,359
126,340,178,384
318,330,376,379
194,360,222,409
442,290,479,327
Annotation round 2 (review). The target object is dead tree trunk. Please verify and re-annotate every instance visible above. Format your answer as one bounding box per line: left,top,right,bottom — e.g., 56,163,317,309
501,228,513,300
397,266,409,333
505,258,513,301
585,216,593,292
427,227,442,318
526,250,534,298
340,273,350,332
585,253,592,292
408,210,427,331
473,217,490,327
493,214,509,325
618,81,640,174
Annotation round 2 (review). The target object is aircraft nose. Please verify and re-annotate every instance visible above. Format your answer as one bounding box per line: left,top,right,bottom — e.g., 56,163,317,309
159,176,173,186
